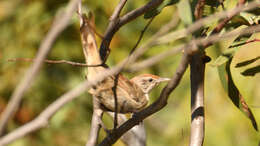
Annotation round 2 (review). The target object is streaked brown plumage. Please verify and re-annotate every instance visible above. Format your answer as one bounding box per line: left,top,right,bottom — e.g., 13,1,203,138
80,15,170,113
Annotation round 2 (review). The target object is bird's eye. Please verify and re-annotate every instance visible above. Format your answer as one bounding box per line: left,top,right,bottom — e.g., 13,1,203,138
148,78,153,82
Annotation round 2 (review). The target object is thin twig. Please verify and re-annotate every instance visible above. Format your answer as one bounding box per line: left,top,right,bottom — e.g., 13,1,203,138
229,38,260,48
128,47,182,72
99,0,164,62
7,58,103,67
0,0,80,136
130,17,155,55
112,74,120,130
7,15,177,70
118,0,163,27
110,0,128,21
99,0,128,62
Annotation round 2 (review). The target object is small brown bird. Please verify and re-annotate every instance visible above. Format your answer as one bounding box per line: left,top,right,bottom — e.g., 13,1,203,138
80,14,170,113
89,73,170,113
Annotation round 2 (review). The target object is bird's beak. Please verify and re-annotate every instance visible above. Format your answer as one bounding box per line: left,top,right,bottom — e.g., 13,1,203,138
157,77,171,82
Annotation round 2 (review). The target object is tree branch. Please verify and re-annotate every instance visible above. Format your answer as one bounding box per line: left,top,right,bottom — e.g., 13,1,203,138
118,0,163,26
129,17,155,55
99,0,163,62
7,58,103,67
0,0,80,136
107,112,146,146
98,0,128,62
128,47,182,72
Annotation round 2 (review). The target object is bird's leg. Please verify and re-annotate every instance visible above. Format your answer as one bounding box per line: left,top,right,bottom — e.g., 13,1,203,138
92,97,112,135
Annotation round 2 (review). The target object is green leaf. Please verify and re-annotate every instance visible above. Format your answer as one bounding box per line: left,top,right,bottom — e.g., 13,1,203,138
177,0,193,25
211,48,237,66
225,15,251,31
236,56,260,68
231,15,251,26
213,27,253,67
144,0,180,19
241,65,260,76
218,59,258,131
215,30,258,131
229,33,253,48
211,55,229,66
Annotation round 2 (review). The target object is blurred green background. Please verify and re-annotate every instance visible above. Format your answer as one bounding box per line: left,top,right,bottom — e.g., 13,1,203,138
0,0,259,146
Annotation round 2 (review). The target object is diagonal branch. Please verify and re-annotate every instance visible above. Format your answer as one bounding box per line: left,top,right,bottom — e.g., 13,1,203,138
107,112,146,146
99,0,164,62
98,0,128,62
0,0,80,136
118,0,163,26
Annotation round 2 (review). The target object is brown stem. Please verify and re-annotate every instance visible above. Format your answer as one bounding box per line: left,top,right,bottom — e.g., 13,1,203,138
107,112,147,146
194,0,205,20
129,17,155,55
112,74,120,130
7,58,103,67
99,0,163,62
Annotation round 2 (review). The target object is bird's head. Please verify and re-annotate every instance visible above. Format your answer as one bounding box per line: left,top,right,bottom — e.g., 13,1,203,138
131,74,170,94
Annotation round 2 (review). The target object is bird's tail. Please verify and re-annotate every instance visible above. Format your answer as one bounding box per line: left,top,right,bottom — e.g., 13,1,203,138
79,13,102,66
